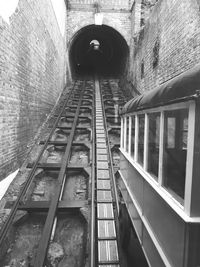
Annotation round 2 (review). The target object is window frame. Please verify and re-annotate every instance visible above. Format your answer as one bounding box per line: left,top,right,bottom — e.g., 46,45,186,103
162,108,189,204
125,116,130,153
146,112,160,180
120,117,124,148
137,114,145,166
128,116,132,154
123,116,127,150
120,100,195,214
130,115,136,159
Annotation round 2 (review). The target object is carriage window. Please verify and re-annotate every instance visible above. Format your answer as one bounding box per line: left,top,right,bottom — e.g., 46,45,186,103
131,116,135,158
182,118,188,149
163,108,188,200
138,115,145,166
148,113,160,179
167,117,175,148
126,117,129,152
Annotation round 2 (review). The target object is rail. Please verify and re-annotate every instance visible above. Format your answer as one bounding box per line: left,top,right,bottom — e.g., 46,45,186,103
90,77,96,267
93,78,121,266
0,78,128,267
0,82,76,246
33,81,86,266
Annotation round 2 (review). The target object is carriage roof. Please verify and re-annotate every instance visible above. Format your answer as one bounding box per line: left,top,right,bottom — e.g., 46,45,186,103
121,64,200,115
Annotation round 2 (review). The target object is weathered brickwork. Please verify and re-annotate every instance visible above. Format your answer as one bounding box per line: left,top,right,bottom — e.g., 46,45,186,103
3,0,200,180
66,10,131,45
66,10,93,44
130,0,200,93
0,0,66,180
67,0,132,10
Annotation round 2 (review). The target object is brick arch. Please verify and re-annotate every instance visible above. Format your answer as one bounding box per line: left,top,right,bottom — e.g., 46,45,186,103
66,11,130,46
68,23,129,49
68,24,129,78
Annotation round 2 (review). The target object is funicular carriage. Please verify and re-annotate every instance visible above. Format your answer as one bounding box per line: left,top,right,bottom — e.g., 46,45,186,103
118,64,200,267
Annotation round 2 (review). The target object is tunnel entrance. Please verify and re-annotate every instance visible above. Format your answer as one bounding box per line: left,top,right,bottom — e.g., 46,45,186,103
69,25,129,78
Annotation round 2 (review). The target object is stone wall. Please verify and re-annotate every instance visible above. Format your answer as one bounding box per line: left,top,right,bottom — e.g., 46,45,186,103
129,0,200,93
0,0,67,180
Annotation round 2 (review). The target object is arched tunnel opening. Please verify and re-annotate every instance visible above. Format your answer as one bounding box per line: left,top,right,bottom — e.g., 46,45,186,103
69,25,129,78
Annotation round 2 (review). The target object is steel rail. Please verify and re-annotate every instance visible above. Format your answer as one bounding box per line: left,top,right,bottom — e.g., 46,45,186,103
0,82,76,246
99,79,120,215
95,78,121,266
90,77,96,267
33,80,86,267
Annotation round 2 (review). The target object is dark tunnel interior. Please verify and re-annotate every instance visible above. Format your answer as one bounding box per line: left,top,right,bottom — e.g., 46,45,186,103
69,25,129,78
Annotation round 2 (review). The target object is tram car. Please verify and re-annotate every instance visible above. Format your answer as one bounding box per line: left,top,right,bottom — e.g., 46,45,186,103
118,64,200,267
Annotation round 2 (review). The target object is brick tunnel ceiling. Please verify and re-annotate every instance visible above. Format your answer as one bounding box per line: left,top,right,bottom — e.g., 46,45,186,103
69,25,129,77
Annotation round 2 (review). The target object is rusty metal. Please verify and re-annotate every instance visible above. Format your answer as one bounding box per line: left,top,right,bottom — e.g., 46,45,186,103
0,82,76,247
0,78,127,267
17,200,87,211
33,81,86,267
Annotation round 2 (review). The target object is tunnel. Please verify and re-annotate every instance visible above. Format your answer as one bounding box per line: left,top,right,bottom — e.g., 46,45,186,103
69,25,129,78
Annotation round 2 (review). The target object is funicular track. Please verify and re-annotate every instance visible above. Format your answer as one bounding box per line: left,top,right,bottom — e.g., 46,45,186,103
0,78,128,267
92,78,127,267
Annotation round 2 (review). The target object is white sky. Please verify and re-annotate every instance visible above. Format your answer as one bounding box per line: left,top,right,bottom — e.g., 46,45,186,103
0,169,19,200
0,0,19,23
50,0,66,37
0,0,66,36
0,0,66,197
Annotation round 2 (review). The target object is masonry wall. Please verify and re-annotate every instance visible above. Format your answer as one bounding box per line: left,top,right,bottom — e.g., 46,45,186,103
130,0,200,94
0,0,66,180
66,9,131,81
66,10,131,45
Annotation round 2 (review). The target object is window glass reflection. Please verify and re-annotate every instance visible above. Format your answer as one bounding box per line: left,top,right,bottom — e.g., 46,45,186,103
131,116,135,158
148,113,160,179
138,115,145,166
163,109,188,200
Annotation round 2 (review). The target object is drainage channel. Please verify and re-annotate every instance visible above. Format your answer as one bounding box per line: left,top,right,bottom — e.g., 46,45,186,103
94,79,120,267
0,79,94,267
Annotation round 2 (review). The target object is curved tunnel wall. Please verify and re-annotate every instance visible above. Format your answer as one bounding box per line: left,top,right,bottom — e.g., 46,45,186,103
69,25,129,78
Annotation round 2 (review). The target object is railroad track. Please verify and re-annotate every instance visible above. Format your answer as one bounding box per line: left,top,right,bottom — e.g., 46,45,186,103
0,78,127,267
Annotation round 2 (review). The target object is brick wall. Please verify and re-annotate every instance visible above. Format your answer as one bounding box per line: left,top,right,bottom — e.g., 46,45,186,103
66,10,131,45
129,0,200,94
66,9,131,80
0,0,66,180
67,0,131,10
